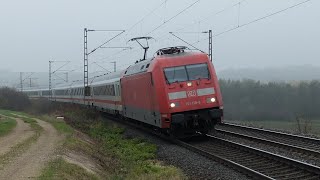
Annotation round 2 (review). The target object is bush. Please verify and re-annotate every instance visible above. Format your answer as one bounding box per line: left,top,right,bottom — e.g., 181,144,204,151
0,87,31,111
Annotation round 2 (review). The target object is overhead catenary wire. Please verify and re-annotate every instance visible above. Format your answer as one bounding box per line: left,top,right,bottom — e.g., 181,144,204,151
153,0,247,45
88,30,125,55
191,0,313,45
126,0,170,34
145,0,201,36
43,0,312,87
101,0,201,67
175,0,247,32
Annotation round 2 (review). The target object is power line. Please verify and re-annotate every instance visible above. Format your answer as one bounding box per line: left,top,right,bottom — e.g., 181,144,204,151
176,0,247,32
126,0,170,33
192,0,312,44
145,0,201,35
154,0,247,42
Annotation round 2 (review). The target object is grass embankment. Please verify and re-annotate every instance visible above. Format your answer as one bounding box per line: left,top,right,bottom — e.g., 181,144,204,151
88,122,182,179
39,105,184,179
39,157,99,180
0,116,16,137
0,109,43,168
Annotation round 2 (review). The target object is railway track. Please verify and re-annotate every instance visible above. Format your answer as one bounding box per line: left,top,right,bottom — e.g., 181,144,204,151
216,123,320,156
180,135,320,180
103,114,320,179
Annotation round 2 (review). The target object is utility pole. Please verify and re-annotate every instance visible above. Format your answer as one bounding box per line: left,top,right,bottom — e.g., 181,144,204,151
64,72,68,83
19,72,35,91
110,61,116,72
83,28,125,101
84,28,89,97
208,30,213,62
20,72,23,91
27,78,38,87
49,60,70,100
49,61,52,99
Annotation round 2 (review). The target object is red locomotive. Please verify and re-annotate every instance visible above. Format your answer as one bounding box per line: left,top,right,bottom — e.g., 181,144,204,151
24,46,223,137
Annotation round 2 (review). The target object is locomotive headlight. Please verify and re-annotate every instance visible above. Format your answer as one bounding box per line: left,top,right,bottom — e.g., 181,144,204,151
187,82,192,87
207,97,216,103
170,103,176,108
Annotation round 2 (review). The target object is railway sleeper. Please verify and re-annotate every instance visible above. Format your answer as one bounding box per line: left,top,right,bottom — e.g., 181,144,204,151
269,168,303,176
254,164,284,173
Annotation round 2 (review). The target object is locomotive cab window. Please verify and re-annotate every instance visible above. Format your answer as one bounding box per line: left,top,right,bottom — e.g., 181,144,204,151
186,63,210,81
164,63,210,84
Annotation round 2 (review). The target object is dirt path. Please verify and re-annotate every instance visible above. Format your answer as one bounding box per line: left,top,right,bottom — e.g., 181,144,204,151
0,117,34,156
0,118,63,179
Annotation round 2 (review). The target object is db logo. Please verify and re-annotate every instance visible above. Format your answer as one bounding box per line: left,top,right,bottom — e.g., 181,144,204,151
187,90,197,97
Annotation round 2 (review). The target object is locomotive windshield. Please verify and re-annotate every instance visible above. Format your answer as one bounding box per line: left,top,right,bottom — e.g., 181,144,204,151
164,63,210,83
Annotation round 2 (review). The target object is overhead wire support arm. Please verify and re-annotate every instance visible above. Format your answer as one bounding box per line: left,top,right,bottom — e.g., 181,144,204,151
100,46,132,49
92,62,112,73
22,72,35,82
169,32,205,53
84,28,126,99
87,30,125,55
52,61,70,74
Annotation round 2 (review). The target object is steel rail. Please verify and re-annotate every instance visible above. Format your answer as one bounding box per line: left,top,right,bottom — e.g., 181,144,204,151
189,135,320,179
216,128,320,157
219,122,320,152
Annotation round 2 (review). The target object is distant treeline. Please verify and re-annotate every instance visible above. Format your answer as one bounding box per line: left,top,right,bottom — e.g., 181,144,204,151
0,87,30,111
219,79,320,121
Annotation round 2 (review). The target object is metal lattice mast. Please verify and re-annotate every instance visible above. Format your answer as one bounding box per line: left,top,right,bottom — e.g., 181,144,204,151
110,61,116,72
49,61,52,99
20,72,23,91
209,30,213,62
84,28,89,98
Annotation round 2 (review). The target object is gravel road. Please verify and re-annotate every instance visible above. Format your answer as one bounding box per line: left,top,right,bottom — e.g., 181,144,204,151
0,117,34,156
0,117,63,180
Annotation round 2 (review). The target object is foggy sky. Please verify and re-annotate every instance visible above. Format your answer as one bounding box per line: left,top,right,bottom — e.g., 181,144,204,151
0,0,319,74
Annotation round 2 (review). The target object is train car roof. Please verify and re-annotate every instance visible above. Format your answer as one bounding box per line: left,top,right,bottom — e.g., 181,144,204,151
123,59,153,76
90,70,124,86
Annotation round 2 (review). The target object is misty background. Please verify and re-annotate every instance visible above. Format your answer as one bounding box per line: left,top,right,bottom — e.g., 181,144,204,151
0,0,319,88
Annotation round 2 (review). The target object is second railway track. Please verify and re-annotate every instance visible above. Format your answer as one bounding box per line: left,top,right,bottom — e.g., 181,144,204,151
216,123,320,156
181,135,320,180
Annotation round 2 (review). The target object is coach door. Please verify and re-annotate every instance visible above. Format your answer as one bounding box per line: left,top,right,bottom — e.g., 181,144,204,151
148,72,159,127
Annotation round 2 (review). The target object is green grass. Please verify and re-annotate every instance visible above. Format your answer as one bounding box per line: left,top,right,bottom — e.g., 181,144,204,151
89,122,185,179
40,115,73,134
0,109,16,117
38,158,99,180
0,117,17,137
0,109,43,133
